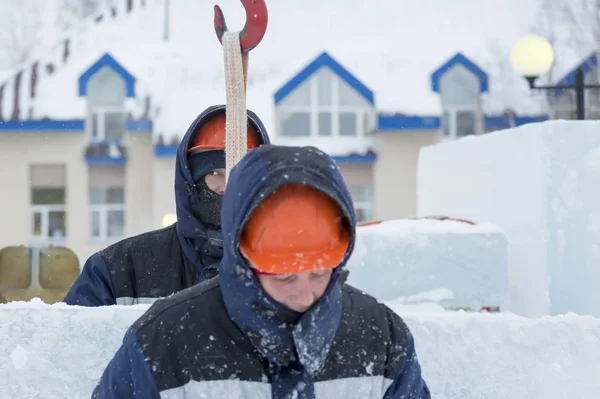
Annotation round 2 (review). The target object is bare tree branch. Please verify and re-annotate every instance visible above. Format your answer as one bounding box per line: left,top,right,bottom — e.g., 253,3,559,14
56,0,106,31
0,0,43,68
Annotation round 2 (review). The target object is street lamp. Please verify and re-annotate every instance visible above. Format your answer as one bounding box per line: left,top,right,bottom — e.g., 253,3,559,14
510,34,600,120
161,213,177,227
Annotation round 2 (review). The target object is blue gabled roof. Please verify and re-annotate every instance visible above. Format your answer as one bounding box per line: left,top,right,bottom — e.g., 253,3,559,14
377,115,441,130
376,114,548,132
484,115,549,130
0,119,85,131
555,52,598,87
78,53,136,97
431,52,489,93
274,52,375,105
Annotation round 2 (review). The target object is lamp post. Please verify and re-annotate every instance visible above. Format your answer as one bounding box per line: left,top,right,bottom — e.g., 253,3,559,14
510,34,600,120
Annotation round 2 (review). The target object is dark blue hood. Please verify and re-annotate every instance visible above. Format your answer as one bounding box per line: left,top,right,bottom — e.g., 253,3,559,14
175,105,270,280
219,145,357,384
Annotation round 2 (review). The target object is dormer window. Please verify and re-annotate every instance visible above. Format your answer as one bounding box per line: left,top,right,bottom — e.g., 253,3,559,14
439,65,480,139
275,53,375,139
79,53,137,143
87,66,126,141
431,53,487,141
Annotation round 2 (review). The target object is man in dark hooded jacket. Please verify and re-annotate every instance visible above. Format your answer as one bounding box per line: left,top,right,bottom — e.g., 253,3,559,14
62,105,270,306
92,145,430,399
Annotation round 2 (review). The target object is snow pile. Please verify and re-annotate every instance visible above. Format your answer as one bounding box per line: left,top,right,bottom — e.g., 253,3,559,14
346,219,508,310
418,120,600,318
0,300,148,398
394,309,600,399
384,288,451,313
1,300,599,398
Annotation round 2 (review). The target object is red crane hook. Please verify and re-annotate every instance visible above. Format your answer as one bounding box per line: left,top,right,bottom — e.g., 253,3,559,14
214,0,269,54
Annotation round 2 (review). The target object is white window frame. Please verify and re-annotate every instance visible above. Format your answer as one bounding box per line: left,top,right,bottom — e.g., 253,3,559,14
30,204,67,244
349,184,373,222
442,104,479,141
90,204,126,242
438,64,482,141
89,105,125,142
277,73,373,138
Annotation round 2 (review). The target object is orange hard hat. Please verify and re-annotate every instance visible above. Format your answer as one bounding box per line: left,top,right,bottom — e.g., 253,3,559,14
239,184,350,275
188,113,262,154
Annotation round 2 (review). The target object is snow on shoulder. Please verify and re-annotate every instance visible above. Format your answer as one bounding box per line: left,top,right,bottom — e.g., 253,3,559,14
0,299,599,398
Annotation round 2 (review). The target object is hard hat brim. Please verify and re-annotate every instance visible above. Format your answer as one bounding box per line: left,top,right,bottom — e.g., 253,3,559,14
188,144,225,154
239,234,350,275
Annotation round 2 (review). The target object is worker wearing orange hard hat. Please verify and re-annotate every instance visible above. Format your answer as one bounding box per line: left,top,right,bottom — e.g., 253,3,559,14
64,105,270,307
239,183,350,277
94,145,430,399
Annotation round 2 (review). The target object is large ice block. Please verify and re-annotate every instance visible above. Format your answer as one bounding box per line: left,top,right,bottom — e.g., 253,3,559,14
417,120,600,317
346,219,508,310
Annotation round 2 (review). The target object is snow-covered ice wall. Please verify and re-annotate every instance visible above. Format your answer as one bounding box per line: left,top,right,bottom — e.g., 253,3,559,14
1,301,599,399
346,219,508,310
418,120,600,317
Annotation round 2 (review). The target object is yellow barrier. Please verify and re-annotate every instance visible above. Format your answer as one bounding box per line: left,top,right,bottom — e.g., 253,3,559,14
0,246,80,304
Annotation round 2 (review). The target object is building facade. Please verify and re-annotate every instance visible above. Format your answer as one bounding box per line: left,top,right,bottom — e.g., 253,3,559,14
0,1,593,266
0,49,554,264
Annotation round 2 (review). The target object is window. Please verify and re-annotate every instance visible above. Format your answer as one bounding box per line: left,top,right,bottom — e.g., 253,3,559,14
277,67,374,138
589,90,600,119
316,112,330,136
90,106,125,141
89,187,125,240
31,188,67,242
29,165,67,244
86,66,126,141
89,165,126,241
279,110,311,137
339,111,358,136
439,64,481,140
550,70,600,120
348,184,373,222
443,108,477,138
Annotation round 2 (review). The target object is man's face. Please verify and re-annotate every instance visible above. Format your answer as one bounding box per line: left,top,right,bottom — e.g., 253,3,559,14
204,168,226,195
256,269,333,313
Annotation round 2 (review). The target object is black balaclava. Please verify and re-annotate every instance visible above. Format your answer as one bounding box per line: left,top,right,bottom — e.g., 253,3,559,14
189,150,226,228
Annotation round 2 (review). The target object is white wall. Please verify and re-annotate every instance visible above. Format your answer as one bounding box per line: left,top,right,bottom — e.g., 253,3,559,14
124,132,154,236
0,131,94,262
0,129,157,266
152,156,177,229
374,129,440,220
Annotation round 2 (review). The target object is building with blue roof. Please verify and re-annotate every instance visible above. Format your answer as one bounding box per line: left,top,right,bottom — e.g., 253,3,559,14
0,0,582,263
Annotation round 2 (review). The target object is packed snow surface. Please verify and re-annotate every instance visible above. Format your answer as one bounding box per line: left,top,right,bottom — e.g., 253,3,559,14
1,299,599,398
